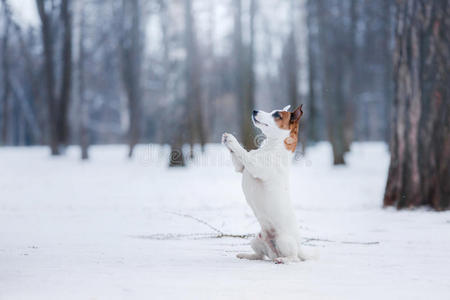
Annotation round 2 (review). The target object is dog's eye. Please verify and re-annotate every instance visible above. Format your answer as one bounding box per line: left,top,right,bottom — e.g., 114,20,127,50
272,112,282,120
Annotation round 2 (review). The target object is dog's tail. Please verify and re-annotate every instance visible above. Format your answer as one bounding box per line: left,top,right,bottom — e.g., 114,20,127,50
297,247,320,261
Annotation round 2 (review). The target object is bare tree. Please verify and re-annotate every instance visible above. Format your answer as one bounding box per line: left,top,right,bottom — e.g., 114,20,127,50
1,0,11,145
306,0,319,143
381,0,394,144
343,0,358,152
244,0,256,149
1,0,44,146
233,0,244,144
316,0,347,165
157,0,185,167
168,130,186,167
204,0,216,144
281,0,306,150
282,0,299,110
185,0,205,157
384,0,449,210
120,0,143,158
234,0,256,150
76,0,88,160
58,0,73,148
36,0,73,155
306,0,396,163
36,0,57,153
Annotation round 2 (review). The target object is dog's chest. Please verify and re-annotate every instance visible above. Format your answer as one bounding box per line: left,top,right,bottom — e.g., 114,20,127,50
241,150,291,220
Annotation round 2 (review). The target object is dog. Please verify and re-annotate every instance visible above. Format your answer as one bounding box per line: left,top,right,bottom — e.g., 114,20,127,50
222,104,311,264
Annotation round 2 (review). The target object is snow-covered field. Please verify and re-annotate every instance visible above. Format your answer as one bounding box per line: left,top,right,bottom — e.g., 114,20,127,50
1,143,449,300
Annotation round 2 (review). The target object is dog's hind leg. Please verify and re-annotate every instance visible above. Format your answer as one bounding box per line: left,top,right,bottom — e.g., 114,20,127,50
271,235,299,264
237,253,264,260
237,236,266,260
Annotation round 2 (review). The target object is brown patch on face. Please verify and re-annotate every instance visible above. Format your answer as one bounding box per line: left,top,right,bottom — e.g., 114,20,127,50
274,105,303,152
274,111,291,130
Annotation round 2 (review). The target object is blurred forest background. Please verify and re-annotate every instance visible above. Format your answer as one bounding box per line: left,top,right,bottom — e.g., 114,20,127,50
0,0,448,209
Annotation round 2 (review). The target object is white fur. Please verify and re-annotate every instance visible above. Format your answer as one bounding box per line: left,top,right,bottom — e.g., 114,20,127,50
222,107,312,264
282,105,291,111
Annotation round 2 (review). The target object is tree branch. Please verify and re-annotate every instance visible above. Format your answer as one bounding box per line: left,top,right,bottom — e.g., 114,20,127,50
165,211,380,245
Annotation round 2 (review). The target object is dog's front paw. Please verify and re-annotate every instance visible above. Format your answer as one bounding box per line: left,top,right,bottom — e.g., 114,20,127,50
222,133,239,152
221,132,230,145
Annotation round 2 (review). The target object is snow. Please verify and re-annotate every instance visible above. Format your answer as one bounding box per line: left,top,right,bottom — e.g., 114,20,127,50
1,143,449,299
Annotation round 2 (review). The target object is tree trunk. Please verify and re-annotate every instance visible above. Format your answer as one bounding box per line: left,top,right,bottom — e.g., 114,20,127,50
185,0,205,157
57,0,73,149
317,0,346,165
36,0,59,155
121,0,142,158
234,0,244,146
1,0,11,145
343,0,358,153
77,0,88,160
169,134,185,167
284,33,298,110
36,0,73,155
243,0,256,150
234,0,255,150
382,0,394,145
384,0,450,210
306,0,318,143
15,19,44,144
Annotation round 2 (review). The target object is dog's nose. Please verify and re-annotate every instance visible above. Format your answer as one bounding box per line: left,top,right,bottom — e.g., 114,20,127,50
252,110,258,116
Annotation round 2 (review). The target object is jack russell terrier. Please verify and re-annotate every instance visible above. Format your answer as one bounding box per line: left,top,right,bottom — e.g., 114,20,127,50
222,104,312,264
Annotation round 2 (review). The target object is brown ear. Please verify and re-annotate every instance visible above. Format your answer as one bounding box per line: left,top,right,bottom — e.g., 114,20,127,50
290,104,303,123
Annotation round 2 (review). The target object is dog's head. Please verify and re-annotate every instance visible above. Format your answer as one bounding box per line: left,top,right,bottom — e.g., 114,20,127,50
252,105,303,151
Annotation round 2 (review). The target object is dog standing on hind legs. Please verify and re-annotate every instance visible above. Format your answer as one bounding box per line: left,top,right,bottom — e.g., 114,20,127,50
222,104,314,264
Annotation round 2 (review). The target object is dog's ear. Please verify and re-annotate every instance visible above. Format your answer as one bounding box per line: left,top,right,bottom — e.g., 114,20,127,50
290,104,303,123
282,105,291,112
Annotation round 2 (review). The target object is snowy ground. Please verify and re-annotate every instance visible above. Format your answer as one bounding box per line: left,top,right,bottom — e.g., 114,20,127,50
1,143,449,300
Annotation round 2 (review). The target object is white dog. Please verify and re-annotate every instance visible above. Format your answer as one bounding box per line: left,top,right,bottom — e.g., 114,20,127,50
222,104,311,264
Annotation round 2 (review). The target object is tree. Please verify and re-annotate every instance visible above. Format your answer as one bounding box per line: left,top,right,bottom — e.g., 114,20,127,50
58,0,73,149
1,0,11,145
1,0,43,146
282,0,299,111
36,0,73,155
157,0,186,167
316,0,347,165
76,0,88,160
234,0,256,150
120,0,143,158
343,0,358,152
185,0,205,157
381,0,394,144
307,0,395,163
244,0,256,150
384,0,449,210
306,0,319,143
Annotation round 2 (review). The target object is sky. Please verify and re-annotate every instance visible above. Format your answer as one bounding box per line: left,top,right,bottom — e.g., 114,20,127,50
9,0,39,27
